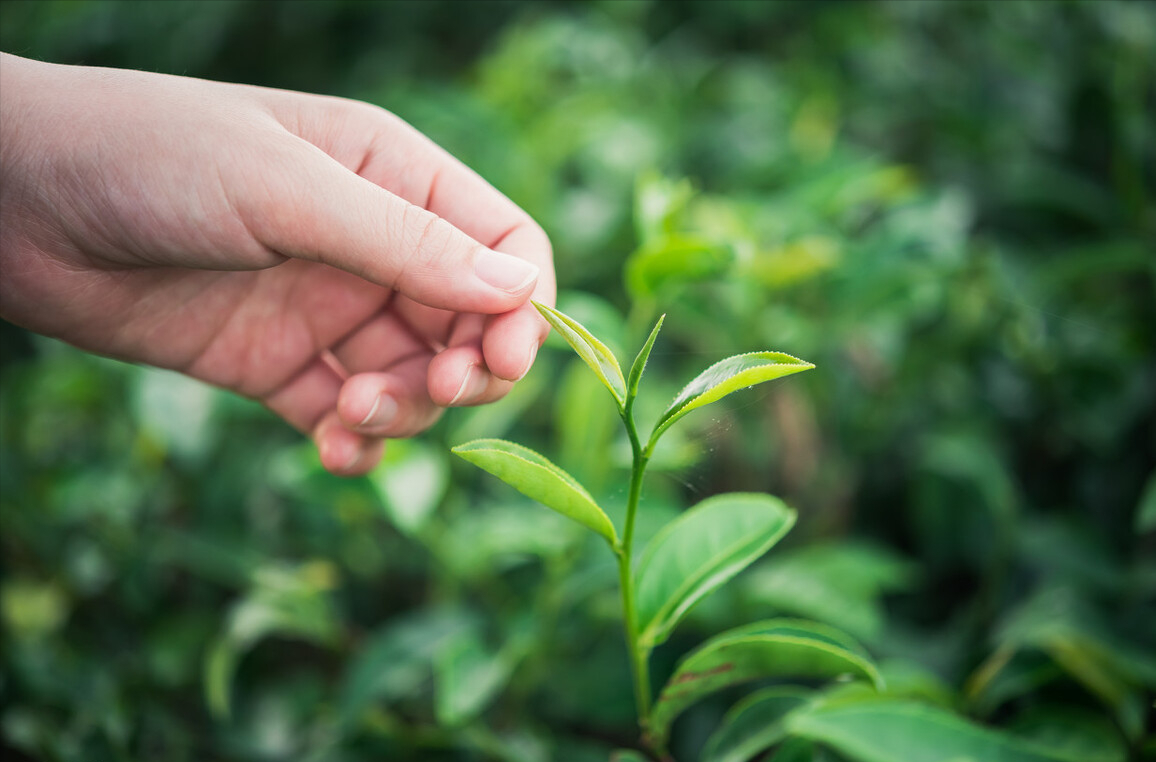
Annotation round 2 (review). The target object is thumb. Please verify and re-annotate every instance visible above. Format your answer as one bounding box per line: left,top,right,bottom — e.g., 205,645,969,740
240,137,540,313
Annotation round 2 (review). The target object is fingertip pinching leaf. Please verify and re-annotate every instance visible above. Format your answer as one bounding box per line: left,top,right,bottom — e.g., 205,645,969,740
627,314,665,400
534,301,627,408
649,351,815,448
452,438,618,547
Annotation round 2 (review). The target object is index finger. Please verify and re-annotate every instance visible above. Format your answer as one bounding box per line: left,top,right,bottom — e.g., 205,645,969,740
286,97,556,380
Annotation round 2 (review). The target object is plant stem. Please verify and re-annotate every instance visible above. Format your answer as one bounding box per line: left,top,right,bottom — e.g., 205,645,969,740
618,399,652,731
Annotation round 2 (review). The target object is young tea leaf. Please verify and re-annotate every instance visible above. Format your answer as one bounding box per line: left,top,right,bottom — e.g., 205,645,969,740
634,493,796,648
534,301,626,408
648,619,882,748
701,686,813,762
627,314,665,401
785,698,1123,762
452,438,618,547
649,352,814,448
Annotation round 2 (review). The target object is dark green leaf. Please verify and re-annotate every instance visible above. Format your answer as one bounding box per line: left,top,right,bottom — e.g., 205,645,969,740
742,542,915,642
635,493,796,648
1136,471,1156,534
702,686,813,762
648,619,881,747
205,563,340,719
611,751,652,762
786,699,1123,762
338,608,475,725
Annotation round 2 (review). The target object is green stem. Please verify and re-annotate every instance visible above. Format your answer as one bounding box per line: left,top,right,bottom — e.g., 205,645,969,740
618,398,653,731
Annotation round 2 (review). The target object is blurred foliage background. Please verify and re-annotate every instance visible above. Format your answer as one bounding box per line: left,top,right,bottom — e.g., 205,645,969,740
1,1,1154,760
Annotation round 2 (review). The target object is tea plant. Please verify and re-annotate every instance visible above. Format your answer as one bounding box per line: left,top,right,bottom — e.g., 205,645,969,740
455,302,866,759
454,303,1141,762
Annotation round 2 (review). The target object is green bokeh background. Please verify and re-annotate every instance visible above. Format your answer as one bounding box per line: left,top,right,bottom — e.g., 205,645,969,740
1,2,1153,761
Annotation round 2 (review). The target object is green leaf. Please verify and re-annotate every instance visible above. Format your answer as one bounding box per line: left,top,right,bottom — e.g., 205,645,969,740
556,360,621,497
649,352,814,448
702,686,813,762
635,493,796,648
1136,471,1156,534
742,542,915,642
634,171,696,243
785,699,1124,762
338,607,475,725
978,586,1156,740
434,632,514,727
452,438,618,546
368,438,448,537
625,233,733,299
534,301,626,407
611,751,653,762
768,739,820,762
205,562,340,719
627,314,665,401
1006,704,1128,762
648,619,882,748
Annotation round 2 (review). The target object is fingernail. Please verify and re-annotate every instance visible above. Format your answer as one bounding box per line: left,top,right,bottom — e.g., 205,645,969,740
359,393,398,429
519,343,538,380
449,364,488,405
475,249,539,294
321,433,361,473
342,446,365,473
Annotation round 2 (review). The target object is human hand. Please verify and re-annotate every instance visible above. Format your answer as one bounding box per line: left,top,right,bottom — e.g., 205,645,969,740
0,53,554,475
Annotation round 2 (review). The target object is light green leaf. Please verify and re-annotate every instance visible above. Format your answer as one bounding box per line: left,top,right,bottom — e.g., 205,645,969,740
453,438,618,546
625,233,733,299
627,314,665,401
649,352,814,448
534,301,626,407
368,438,448,537
634,171,695,243
701,686,812,762
556,360,621,497
434,632,515,727
635,493,796,648
786,699,1124,762
648,619,881,748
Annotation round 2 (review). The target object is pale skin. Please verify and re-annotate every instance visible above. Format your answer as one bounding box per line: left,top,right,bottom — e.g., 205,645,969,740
0,52,555,475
